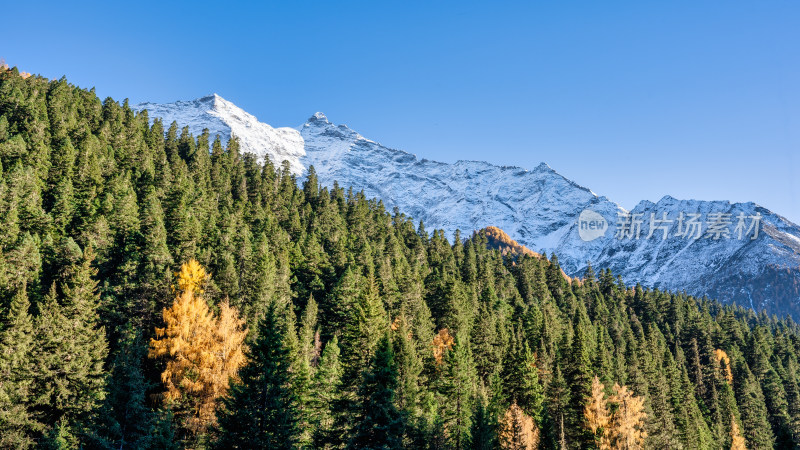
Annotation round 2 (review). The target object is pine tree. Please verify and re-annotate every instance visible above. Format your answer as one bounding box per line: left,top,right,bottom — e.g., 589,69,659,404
0,285,41,448
349,334,404,449
32,246,108,434
239,233,278,327
439,333,478,449
392,317,430,446
734,359,774,449
502,332,545,424
565,315,594,448
760,362,792,447
86,331,153,449
546,364,570,449
299,294,320,367
469,384,496,450
340,270,389,388
310,336,345,448
40,419,79,450
137,187,173,323
472,286,503,380
278,296,313,447
214,301,301,449
645,347,681,449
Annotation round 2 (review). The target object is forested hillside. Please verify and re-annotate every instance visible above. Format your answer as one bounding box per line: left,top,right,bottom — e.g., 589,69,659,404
3,67,800,449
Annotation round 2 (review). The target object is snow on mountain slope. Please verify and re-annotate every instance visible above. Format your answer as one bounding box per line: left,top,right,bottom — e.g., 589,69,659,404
596,197,800,314
134,94,305,174
298,113,800,317
298,112,620,269
135,95,800,318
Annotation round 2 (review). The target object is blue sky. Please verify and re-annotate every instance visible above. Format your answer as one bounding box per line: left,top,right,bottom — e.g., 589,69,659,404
3,1,799,222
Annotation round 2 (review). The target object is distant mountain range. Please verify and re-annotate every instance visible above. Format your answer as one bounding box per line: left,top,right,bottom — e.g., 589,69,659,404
134,94,800,318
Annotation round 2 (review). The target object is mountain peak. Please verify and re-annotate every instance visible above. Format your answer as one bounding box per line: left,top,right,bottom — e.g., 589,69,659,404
137,94,800,318
134,95,306,175
309,112,329,123
196,93,223,105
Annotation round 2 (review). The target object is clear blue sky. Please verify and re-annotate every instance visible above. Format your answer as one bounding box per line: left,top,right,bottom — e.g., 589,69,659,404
3,1,799,222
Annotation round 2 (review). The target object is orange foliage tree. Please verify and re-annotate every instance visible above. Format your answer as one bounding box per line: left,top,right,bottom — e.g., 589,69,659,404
714,349,734,384
609,383,647,449
730,415,747,450
585,375,612,449
584,376,647,450
432,328,455,365
499,402,540,450
149,260,247,438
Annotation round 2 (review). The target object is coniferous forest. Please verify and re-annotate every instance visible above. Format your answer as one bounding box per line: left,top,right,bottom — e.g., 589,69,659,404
3,68,800,450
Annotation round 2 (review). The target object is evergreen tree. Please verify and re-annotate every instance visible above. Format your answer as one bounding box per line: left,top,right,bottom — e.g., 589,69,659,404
502,332,545,424
340,270,389,388
392,317,430,446
565,314,594,448
137,187,173,324
734,358,775,449
214,301,300,449
0,285,41,448
86,331,153,449
32,246,108,435
469,384,496,450
349,334,404,449
439,334,478,449
310,336,345,448
546,364,570,449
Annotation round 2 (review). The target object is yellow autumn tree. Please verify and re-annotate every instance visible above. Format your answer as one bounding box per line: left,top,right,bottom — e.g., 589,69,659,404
585,376,612,450
609,383,647,450
730,414,747,450
175,259,208,294
149,260,247,438
432,328,455,365
715,349,734,384
499,402,540,450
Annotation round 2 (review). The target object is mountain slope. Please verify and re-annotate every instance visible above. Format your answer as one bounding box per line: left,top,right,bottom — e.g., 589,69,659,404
480,226,541,260
134,95,800,317
136,94,306,174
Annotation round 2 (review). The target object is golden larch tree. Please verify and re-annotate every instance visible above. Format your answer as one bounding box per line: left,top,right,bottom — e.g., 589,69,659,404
730,415,747,450
499,402,540,450
609,383,647,450
715,349,734,384
585,375,612,450
149,260,247,437
432,328,455,366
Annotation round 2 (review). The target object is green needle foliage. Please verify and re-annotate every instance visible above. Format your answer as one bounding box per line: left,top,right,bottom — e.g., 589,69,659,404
1,66,800,449
214,302,300,449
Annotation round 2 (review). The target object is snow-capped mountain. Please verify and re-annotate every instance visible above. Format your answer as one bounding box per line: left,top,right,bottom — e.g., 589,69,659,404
136,94,306,174
134,95,800,318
